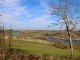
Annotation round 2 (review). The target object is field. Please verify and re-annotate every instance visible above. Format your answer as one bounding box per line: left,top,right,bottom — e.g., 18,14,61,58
11,39,80,58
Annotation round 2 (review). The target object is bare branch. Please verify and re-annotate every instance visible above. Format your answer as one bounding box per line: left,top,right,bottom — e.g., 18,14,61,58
48,0,80,57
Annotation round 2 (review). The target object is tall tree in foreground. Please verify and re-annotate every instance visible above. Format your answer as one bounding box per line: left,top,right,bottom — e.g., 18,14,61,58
48,0,80,57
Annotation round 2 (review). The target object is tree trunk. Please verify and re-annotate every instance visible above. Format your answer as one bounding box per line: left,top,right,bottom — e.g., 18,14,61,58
0,38,1,50
66,25,73,57
69,35,73,57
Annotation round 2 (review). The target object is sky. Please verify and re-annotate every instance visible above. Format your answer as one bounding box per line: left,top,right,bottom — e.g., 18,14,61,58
0,0,79,30
0,0,59,30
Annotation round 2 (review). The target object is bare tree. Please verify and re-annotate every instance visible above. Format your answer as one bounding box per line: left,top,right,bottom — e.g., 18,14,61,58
8,29,13,48
0,22,5,51
0,0,12,52
48,0,80,57
0,0,4,51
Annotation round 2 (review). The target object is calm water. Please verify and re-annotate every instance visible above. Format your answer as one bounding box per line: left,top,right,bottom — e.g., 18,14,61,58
48,36,80,44
12,33,20,36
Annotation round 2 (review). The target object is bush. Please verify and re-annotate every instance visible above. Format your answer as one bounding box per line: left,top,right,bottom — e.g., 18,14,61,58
73,42,80,50
32,36,49,40
52,40,67,49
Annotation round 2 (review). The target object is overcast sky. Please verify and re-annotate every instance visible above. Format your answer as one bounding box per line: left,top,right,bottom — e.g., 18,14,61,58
0,0,79,30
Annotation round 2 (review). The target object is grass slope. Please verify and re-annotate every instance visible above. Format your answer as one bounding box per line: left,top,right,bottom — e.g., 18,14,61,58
11,40,80,57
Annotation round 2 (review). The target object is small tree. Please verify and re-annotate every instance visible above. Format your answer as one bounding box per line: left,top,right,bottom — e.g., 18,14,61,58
48,0,80,57
0,0,12,52
8,29,13,48
0,22,5,51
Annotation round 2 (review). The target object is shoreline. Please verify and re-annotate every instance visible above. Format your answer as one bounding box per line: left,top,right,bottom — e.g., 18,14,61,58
47,36,80,40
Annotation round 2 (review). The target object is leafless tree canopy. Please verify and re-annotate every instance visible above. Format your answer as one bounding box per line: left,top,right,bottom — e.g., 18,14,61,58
49,0,80,31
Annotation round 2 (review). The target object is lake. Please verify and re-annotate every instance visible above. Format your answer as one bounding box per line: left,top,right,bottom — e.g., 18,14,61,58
48,36,80,44
12,33,20,36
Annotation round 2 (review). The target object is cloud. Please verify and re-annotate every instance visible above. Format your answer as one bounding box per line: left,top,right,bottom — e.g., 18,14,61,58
2,13,22,24
2,0,31,17
0,0,57,30
0,0,31,27
40,0,48,9
29,15,54,27
0,0,26,25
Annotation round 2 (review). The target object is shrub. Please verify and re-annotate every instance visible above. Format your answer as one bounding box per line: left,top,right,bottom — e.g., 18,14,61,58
32,36,49,41
52,40,67,49
73,41,80,50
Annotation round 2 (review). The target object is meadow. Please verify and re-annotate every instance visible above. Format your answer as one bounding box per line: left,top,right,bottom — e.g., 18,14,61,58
11,39,80,58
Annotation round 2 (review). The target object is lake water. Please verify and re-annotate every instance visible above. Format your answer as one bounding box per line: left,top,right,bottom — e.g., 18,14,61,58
48,36,80,44
12,33,20,36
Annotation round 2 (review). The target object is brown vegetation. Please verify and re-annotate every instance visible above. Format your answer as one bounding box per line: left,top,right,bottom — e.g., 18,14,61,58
0,49,80,60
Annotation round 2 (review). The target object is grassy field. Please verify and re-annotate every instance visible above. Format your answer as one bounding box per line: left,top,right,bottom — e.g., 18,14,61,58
11,40,80,58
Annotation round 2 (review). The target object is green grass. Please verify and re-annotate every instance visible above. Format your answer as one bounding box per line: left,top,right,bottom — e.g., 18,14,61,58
11,40,80,57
